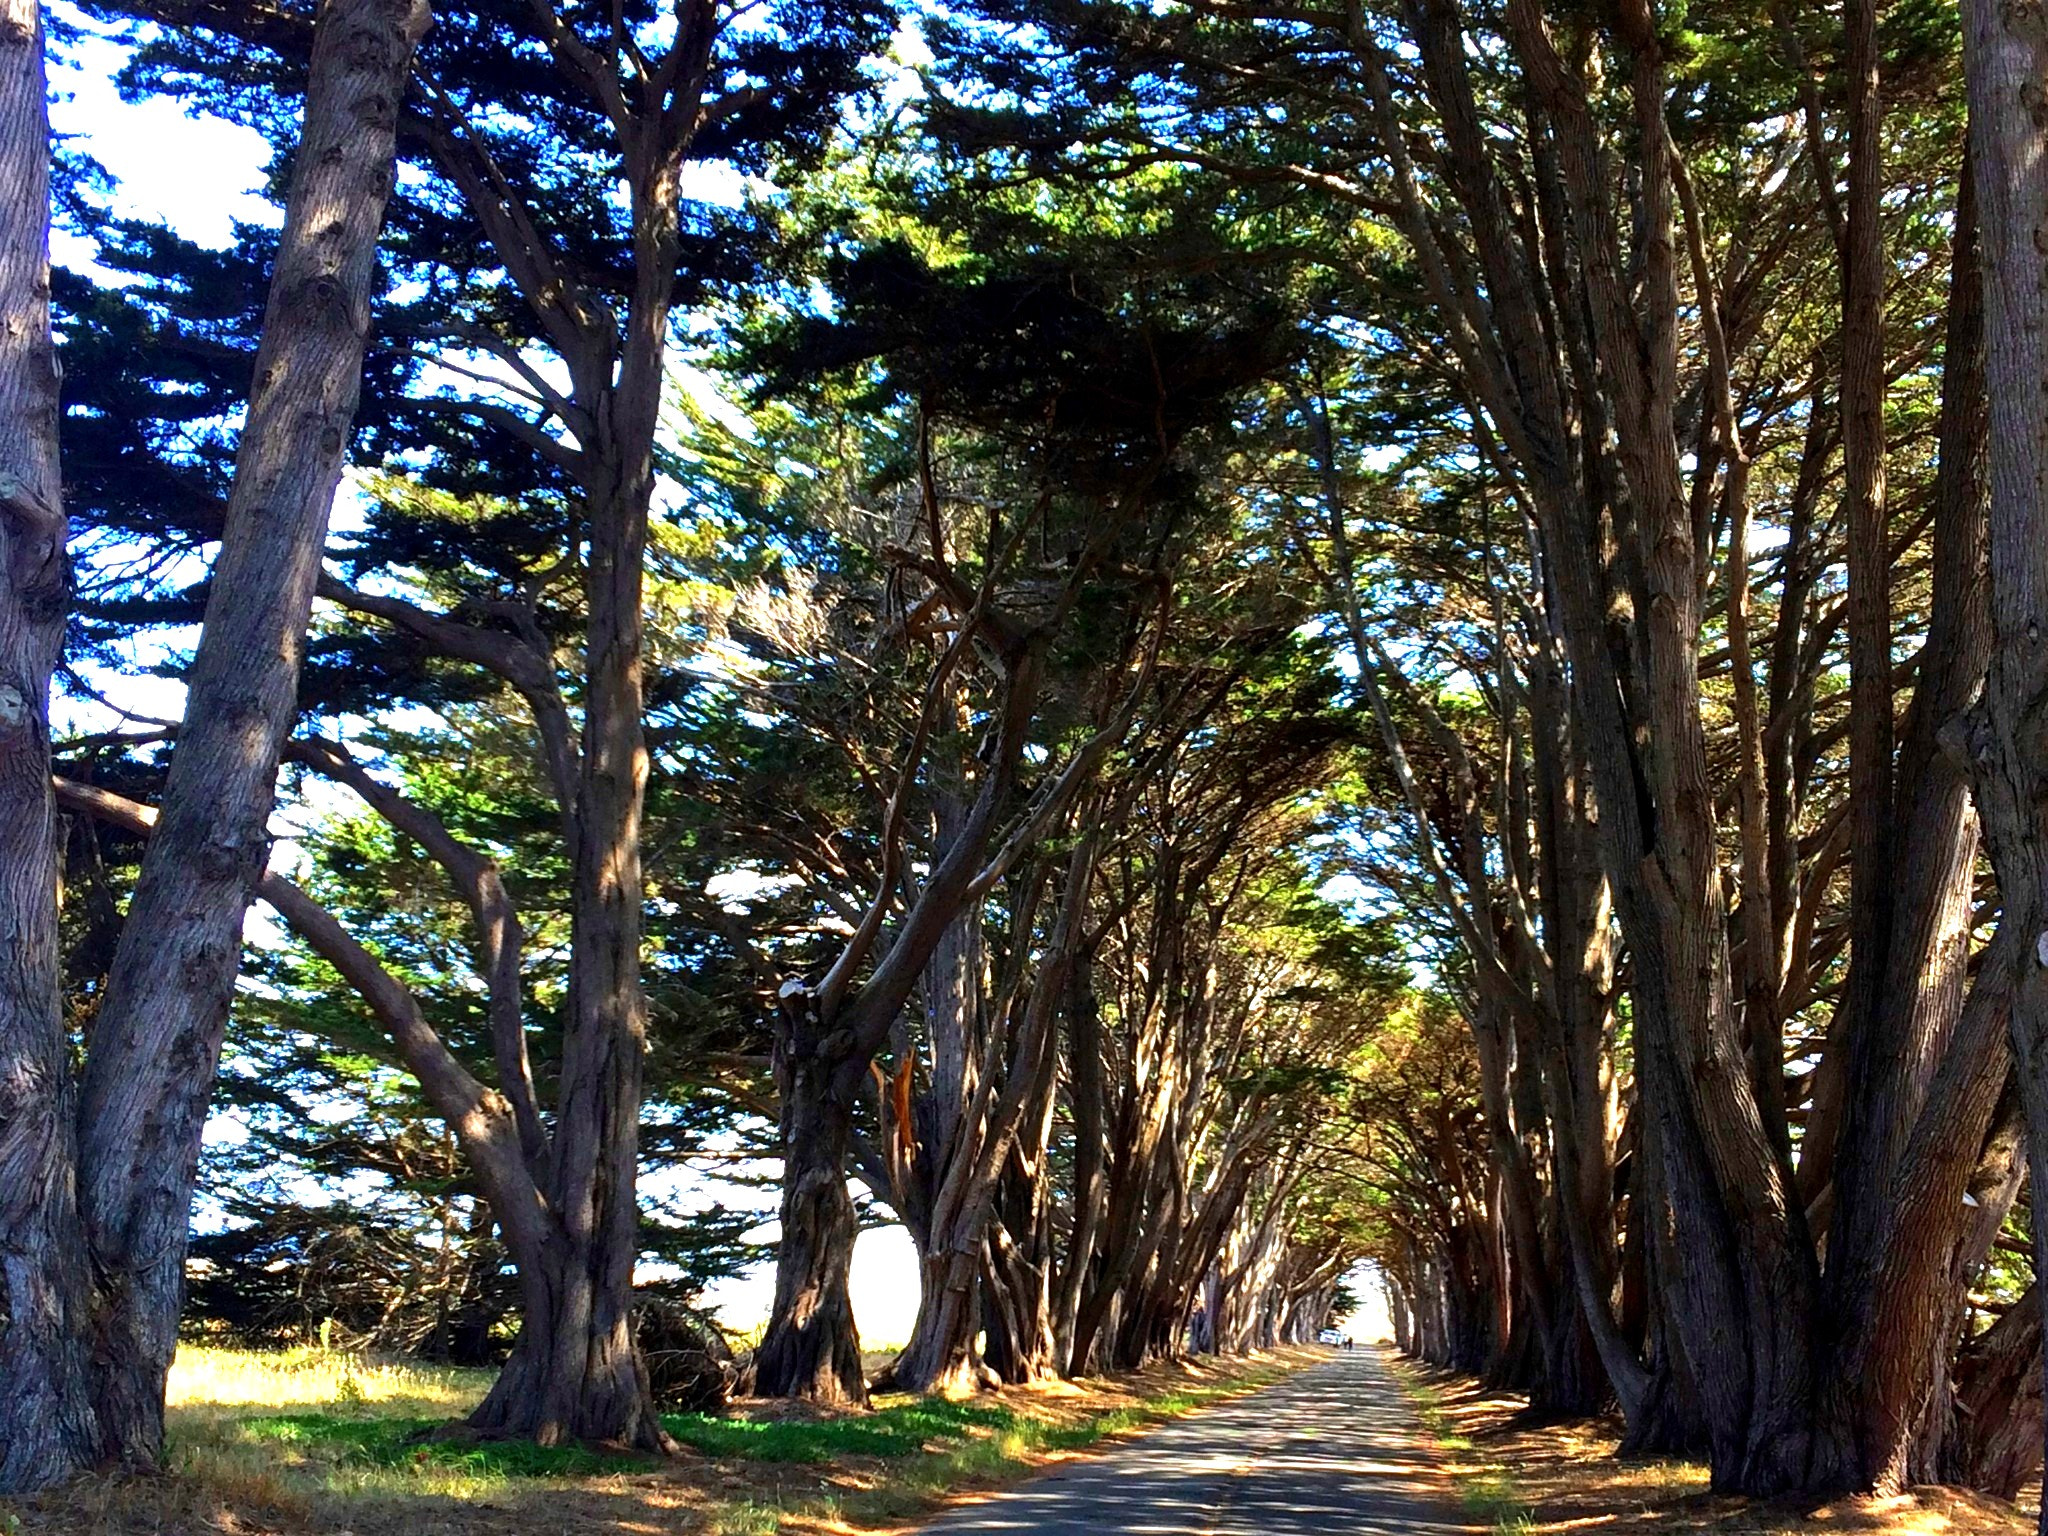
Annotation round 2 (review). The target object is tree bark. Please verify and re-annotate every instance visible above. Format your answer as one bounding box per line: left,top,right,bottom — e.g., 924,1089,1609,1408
0,0,426,1487
1825,0,1898,1269
1814,157,1998,1495
0,0,89,1489
1959,3,2048,1528
887,841,1087,1395
754,984,867,1404
67,0,429,1468
757,628,1054,1398
1054,947,1107,1371
1943,1283,2045,1500
467,1243,667,1448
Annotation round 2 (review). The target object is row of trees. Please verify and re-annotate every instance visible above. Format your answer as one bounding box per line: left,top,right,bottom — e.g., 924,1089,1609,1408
903,0,2048,1514
23,0,2048,1525
0,0,1386,1492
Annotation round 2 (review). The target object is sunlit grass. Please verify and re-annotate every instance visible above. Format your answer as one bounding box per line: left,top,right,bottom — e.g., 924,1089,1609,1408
163,1346,503,1512
1394,1371,1533,1532
1384,1354,2032,1535
168,1343,491,1415
666,1395,1011,1461
0,1342,1317,1533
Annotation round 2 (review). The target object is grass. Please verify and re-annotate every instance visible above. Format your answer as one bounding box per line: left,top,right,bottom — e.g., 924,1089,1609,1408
1397,1370,1534,1534
663,1398,1014,1462
1384,1352,2033,1536
168,1344,494,1415
1,1342,1322,1535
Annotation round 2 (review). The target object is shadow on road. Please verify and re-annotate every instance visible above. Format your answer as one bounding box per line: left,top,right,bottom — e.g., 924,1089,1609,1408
917,1350,1478,1535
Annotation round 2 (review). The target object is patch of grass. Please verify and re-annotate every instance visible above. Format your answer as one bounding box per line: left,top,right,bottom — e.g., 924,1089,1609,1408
709,1503,785,1536
662,1396,1013,1461
238,1413,645,1478
2,1343,1323,1535
168,1343,492,1417
155,1345,524,1512
1384,1357,2037,1535
1394,1367,1534,1534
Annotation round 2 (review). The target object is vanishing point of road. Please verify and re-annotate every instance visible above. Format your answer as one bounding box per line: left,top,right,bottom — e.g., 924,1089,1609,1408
916,1348,1478,1535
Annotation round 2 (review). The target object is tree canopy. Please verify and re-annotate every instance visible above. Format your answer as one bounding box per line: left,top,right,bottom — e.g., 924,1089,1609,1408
9,0,2048,1525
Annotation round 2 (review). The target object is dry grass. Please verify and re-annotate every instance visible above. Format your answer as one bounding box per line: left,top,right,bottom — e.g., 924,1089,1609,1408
168,1345,493,1417
1385,1352,2034,1536
0,1343,1321,1536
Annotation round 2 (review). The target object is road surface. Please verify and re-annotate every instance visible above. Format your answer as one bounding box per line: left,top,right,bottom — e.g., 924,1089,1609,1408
916,1347,1477,1535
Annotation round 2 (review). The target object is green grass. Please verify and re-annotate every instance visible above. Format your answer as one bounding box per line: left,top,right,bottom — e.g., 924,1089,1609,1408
237,1413,643,1479
1395,1371,1535,1535
209,1376,1277,1485
168,1342,491,1416
215,1394,1024,1479
0,1343,1317,1533
664,1396,1014,1461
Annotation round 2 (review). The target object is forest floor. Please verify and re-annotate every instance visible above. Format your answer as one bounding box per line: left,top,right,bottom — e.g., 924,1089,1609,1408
0,1343,1321,1536
1386,1352,2035,1536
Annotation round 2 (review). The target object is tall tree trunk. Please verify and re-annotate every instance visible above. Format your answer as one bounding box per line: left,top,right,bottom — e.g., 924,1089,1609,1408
990,992,1062,1390
1816,159,1997,1494
754,985,866,1404
888,846,1085,1394
0,0,88,1488
1054,952,1107,1371
464,100,688,1443
1958,4,2048,1528
1826,0,1898,1251
1414,0,1821,1486
70,0,429,1467
479,496,663,1446
1,0,427,1486
757,636,1047,1401
877,795,988,1395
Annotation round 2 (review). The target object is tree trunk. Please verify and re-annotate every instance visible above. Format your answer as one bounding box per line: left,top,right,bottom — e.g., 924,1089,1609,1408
754,990,866,1404
1533,1268,1609,1418
1807,149,1998,1497
67,0,428,1468
982,1212,1058,1384
468,1247,666,1448
888,1246,985,1395
1424,0,1820,1487
1958,4,2048,1528
888,846,1082,1395
1828,0,1898,1256
877,797,985,1396
757,638,1047,1401
0,0,88,1489
1917,1084,2028,1487
1943,1284,2045,1500
1054,953,1107,1371
501,90,678,1436
0,0,426,1488
980,987,1062,1387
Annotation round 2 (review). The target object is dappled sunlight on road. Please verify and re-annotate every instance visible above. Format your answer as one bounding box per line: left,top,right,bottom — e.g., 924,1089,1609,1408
916,1350,1477,1535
